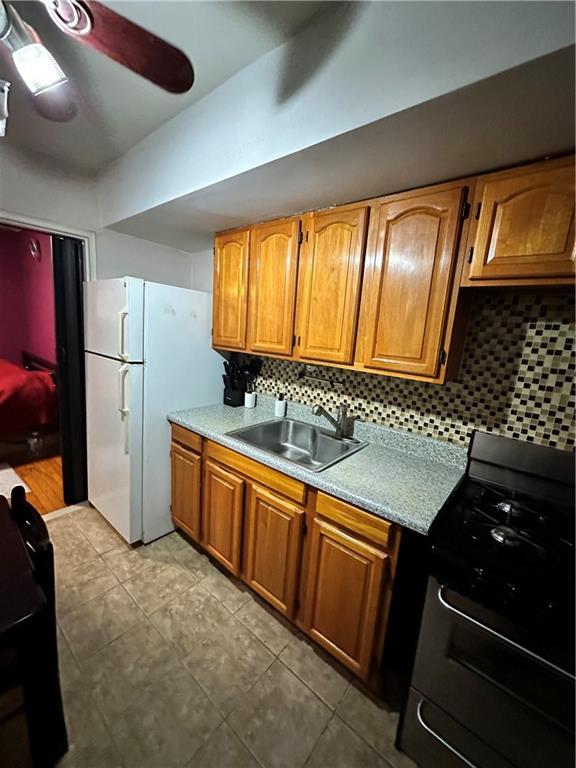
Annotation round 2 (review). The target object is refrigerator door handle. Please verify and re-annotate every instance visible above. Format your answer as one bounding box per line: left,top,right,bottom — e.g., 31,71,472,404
118,308,129,361
118,363,130,455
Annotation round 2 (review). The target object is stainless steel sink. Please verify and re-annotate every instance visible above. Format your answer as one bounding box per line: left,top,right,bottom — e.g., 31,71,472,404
226,418,367,472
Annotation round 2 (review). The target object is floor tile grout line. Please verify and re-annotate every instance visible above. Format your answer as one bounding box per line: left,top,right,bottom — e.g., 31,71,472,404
123,563,203,618
59,586,149,668
333,694,406,767
58,635,126,767
102,653,200,758
57,507,123,559
224,706,271,768
302,710,337,768
56,518,413,768
186,639,276,723
56,568,120,622
275,651,351,712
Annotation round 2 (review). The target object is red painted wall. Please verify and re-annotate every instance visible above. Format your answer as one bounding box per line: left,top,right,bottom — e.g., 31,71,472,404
0,227,56,365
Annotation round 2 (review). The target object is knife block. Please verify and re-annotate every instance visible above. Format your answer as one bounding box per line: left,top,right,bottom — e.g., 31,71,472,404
223,388,244,407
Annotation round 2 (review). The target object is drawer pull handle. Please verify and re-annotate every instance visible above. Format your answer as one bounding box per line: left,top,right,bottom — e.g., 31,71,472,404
416,700,479,768
437,587,574,681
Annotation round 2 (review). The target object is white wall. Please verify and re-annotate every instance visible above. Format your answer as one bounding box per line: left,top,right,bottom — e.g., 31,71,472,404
189,249,213,293
95,230,194,288
0,144,98,231
98,1,575,227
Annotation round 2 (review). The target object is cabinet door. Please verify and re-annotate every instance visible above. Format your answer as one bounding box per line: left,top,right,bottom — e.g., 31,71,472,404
469,162,575,280
212,228,250,349
247,218,300,356
358,186,465,377
244,483,304,618
171,442,201,541
202,460,244,575
303,518,388,679
297,207,368,364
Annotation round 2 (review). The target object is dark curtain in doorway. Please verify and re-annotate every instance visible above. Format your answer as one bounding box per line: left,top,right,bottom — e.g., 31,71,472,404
52,236,87,504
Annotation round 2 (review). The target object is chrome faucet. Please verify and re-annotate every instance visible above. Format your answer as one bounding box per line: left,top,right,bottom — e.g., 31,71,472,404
312,403,356,439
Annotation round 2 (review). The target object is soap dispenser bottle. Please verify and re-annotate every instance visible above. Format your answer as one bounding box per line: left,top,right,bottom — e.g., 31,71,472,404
275,393,287,418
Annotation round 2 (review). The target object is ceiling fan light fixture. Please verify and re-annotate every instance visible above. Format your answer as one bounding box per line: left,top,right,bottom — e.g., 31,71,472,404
12,42,67,95
0,79,9,136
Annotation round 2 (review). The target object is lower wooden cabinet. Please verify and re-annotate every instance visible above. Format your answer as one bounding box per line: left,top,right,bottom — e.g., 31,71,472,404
302,516,389,679
170,441,202,541
170,427,398,685
244,483,305,618
202,460,245,575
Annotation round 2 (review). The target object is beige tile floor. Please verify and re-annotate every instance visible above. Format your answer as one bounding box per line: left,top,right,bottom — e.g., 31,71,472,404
50,507,417,768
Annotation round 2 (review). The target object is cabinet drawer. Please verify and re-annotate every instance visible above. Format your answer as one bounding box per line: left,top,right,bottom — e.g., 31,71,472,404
205,440,306,505
171,424,202,454
315,492,392,549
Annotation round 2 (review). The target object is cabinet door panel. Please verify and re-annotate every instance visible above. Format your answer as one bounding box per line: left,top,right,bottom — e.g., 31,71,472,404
213,229,250,349
469,164,575,280
297,207,368,364
359,187,464,377
244,484,304,618
202,460,244,575
303,518,388,679
171,442,201,541
247,218,300,355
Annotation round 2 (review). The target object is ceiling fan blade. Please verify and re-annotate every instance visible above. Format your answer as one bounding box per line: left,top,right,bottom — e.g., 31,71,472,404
68,1,194,94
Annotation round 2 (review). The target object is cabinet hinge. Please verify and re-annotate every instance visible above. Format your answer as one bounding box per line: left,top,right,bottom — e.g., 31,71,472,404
475,203,482,220
439,349,447,365
298,230,303,245
461,201,471,220
467,246,474,264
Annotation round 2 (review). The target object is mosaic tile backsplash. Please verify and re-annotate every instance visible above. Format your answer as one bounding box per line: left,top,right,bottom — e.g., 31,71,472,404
255,291,575,450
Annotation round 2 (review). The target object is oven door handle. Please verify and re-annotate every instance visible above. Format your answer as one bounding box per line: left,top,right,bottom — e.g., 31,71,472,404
437,586,574,681
416,700,480,768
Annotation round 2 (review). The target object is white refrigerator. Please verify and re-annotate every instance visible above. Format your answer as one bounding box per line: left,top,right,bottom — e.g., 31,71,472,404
84,277,222,544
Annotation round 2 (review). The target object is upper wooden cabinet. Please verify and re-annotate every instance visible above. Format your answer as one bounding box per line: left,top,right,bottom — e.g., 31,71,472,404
247,218,301,356
244,483,305,619
212,157,574,379
357,185,466,378
465,158,575,283
296,207,368,364
212,228,250,350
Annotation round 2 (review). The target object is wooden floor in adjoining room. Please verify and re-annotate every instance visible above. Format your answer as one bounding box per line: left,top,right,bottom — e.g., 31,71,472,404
13,455,65,515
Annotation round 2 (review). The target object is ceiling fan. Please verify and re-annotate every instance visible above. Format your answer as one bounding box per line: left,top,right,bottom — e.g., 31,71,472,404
0,0,194,132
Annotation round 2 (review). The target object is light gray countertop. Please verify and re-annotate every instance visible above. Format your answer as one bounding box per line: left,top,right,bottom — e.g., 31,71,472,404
168,395,468,535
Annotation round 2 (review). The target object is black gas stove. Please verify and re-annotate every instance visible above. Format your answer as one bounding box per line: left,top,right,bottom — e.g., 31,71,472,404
399,431,575,768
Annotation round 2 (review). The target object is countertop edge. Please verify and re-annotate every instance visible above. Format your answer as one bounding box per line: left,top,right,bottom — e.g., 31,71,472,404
167,412,457,535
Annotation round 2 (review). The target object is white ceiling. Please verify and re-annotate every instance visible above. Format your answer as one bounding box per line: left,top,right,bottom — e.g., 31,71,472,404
112,47,575,252
4,1,330,170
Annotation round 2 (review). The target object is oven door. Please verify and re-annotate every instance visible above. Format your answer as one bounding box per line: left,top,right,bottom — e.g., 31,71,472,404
411,577,574,768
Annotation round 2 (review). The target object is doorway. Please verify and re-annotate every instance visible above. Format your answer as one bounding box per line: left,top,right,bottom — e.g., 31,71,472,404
0,225,87,512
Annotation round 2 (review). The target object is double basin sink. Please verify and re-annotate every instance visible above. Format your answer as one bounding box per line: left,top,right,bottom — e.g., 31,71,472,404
226,417,367,472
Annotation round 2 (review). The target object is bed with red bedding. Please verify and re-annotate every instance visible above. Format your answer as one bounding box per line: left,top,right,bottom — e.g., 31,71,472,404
0,357,58,436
